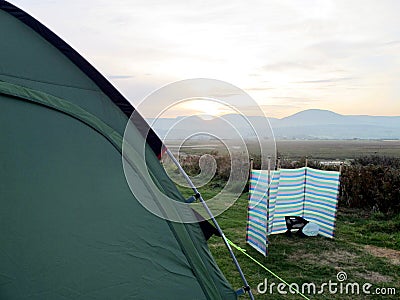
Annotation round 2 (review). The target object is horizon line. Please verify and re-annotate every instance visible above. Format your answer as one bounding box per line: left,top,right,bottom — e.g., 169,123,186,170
144,108,400,120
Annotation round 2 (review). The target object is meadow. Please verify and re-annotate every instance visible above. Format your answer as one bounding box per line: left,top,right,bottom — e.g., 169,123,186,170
166,139,400,160
173,139,400,299
275,139,400,160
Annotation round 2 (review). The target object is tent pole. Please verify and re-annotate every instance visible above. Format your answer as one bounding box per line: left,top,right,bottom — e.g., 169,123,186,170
165,148,255,300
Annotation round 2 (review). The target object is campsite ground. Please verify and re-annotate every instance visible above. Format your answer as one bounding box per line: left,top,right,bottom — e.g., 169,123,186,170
175,140,400,299
179,189,400,300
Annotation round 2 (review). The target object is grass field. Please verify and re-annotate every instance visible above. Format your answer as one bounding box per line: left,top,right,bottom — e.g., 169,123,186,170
179,187,400,299
167,139,400,160
275,140,400,160
173,139,400,298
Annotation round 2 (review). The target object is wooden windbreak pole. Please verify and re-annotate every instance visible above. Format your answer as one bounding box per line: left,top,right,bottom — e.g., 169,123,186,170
266,155,271,256
267,155,271,193
249,158,254,181
303,156,308,216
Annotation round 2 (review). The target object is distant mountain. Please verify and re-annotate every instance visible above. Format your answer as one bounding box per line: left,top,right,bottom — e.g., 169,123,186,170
147,109,400,140
279,109,344,126
273,109,400,139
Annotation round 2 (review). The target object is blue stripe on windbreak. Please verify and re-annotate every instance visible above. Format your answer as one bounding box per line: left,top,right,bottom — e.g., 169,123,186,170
250,177,269,184
247,233,266,246
306,182,338,191
305,194,338,204
249,207,267,216
247,238,266,254
250,186,269,194
303,206,336,216
306,169,340,177
275,198,304,204
279,176,305,181
275,204,303,209
306,173,340,181
247,225,264,237
304,195,338,205
305,196,337,210
247,236,264,249
247,227,266,239
305,191,338,200
305,190,338,201
248,217,267,229
303,215,333,227
276,190,304,196
270,226,287,234
278,184,305,188
248,210,267,220
247,241,264,254
303,210,335,223
306,184,339,193
318,228,333,237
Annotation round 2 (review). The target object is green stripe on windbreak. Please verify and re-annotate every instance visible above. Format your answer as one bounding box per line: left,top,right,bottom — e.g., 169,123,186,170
251,170,268,175
274,203,303,209
303,210,335,222
249,197,266,205
276,194,304,200
305,193,338,204
248,211,267,221
306,167,340,177
247,220,266,232
279,177,304,181
307,220,333,232
306,186,338,196
249,199,266,206
304,202,337,214
247,232,265,244
282,168,306,173
250,191,268,199
249,210,267,220
250,192,268,200
306,184,338,192
306,176,339,185
277,185,305,191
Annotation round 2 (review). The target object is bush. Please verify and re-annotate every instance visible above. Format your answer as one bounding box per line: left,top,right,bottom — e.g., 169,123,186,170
177,153,400,215
340,156,400,215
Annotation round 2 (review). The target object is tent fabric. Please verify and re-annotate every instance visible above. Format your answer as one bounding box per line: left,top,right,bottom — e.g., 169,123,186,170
247,167,340,255
0,1,237,299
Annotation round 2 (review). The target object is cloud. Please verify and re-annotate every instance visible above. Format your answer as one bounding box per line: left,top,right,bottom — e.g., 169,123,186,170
383,40,400,46
294,77,354,84
244,87,274,91
12,0,400,117
271,96,318,103
263,61,316,72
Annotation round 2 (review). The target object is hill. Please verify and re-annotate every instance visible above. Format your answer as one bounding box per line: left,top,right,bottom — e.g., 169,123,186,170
147,109,400,140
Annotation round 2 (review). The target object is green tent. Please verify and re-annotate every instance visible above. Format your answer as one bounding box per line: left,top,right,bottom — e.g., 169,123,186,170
0,1,238,299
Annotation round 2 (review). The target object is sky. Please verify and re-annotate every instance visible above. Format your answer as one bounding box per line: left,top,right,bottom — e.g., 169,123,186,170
12,0,400,118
